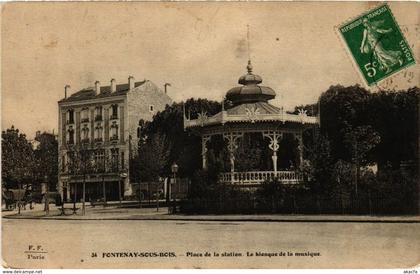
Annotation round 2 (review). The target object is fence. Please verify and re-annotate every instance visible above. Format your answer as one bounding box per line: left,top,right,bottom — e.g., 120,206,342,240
179,191,417,215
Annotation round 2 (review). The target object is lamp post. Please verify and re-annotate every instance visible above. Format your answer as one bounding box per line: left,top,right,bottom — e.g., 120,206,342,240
61,182,65,215
171,162,179,214
44,175,49,216
18,182,22,215
81,147,87,216
72,182,77,214
69,147,78,215
119,171,127,207
102,151,107,207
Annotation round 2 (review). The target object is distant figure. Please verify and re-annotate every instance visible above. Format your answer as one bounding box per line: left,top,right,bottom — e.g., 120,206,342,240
360,18,403,73
289,160,295,170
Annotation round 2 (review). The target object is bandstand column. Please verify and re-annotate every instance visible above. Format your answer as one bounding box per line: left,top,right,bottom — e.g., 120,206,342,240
296,131,304,169
263,131,282,173
201,135,211,170
223,132,243,183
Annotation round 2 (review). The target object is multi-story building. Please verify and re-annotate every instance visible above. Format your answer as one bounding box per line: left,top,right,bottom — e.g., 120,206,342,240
57,76,172,202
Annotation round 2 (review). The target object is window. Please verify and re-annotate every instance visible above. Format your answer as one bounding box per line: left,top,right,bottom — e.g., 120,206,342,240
61,156,66,172
67,151,75,173
95,106,102,121
149,105,154,112
67,126,74,144
121,151,125,169
111,148,119,171
94,123,103,141
94,149,105,172
67,109,74,124
111,104,118,119
110,122,118,141
81,108,89,123
81,125,89,142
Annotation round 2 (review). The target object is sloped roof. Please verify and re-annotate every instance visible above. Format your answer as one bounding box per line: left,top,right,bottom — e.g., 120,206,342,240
59,81,146,103
226,102,280,115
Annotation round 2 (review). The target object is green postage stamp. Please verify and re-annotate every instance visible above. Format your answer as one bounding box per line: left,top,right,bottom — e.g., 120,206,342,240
339,4,415,86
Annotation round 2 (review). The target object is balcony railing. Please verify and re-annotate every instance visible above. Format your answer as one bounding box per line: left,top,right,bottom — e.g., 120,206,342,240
81,138,90,144
110,135,119,141
81,118,89,123
219,171,303,186
94,137,103,143
110,114,118,120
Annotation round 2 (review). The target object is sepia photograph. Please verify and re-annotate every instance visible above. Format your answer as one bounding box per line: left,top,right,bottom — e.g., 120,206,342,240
1,1,419,270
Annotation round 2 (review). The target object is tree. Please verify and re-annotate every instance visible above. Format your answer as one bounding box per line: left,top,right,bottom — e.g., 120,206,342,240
137,133,170,182
342,124,381,196
319,84,371,162
319,85,419,170
33,132,58,191
303,133,335,212
1,126,34,189
139,98,221,178
367,87,419,169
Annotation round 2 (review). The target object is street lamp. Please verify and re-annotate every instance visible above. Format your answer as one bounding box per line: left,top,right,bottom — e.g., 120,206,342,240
170,162,179,214
44,175,49,216
119,170,128,207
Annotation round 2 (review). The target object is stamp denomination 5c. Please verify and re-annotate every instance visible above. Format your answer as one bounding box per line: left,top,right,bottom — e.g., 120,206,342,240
339,4,415,86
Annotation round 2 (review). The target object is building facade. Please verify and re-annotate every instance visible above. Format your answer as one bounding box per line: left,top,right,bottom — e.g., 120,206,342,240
57,77,172,202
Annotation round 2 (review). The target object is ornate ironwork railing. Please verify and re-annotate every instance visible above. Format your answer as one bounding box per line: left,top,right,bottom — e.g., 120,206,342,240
184,110,318,129
219,171,303,185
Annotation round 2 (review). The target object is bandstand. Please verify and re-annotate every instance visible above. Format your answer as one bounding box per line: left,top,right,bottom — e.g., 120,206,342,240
184,61,319,187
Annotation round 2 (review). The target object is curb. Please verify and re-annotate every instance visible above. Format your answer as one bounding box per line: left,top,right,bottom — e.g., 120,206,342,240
3,215,420,223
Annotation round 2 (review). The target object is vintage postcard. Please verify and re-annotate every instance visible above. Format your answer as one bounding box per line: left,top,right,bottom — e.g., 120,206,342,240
1,1,419,270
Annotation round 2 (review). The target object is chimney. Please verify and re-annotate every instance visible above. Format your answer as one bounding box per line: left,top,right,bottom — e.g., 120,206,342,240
95,81,101,95
164,83,171,94
64,85,71,99
110,78,116,93
128,76,135,90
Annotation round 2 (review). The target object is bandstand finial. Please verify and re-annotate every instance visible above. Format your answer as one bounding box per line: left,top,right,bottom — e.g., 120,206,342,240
246,24,253,74
247,60,253,74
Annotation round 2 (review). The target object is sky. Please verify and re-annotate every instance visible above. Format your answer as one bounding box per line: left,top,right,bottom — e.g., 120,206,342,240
2,2,419,138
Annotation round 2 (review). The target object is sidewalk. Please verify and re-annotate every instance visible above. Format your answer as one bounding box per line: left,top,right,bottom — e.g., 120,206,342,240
2,202,420,223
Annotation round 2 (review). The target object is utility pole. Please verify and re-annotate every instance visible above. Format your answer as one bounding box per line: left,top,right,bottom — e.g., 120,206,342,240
44,175,49,216
156,183,159,212
81,146,88,216
82,172,86,215
102,153,106,207
18,182,22,215
118,178,122,207
73,183,77,214
69,148,77,215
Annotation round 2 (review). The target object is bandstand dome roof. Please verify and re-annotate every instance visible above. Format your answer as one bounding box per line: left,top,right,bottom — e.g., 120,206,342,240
226,60,276,106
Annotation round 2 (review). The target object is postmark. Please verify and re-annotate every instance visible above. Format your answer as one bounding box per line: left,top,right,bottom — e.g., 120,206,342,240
338,4,415,86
